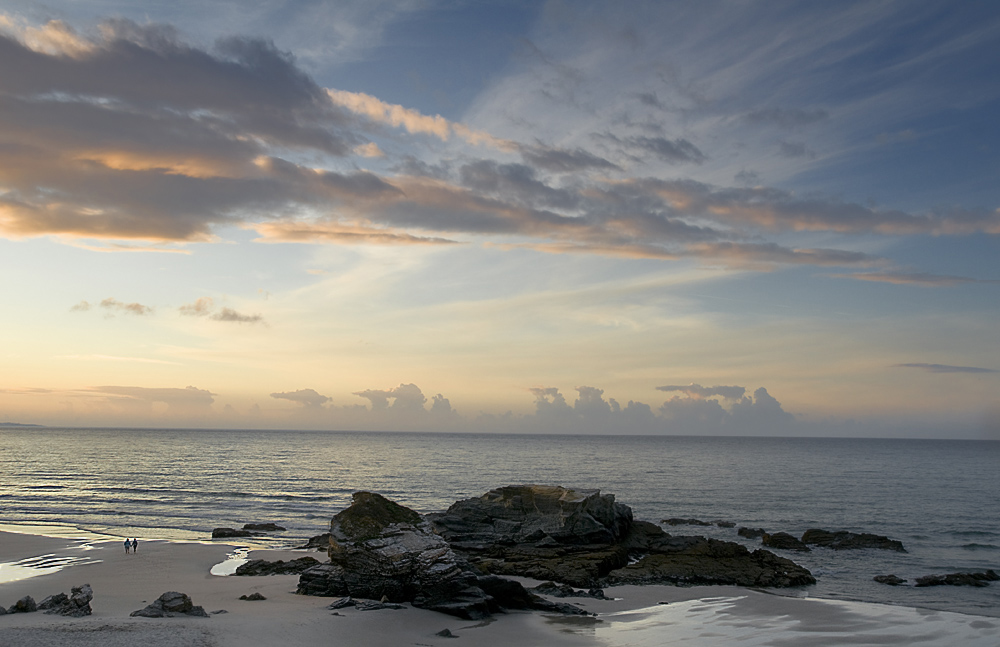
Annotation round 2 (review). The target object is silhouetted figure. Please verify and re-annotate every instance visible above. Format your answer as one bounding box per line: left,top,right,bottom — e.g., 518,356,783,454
124,538,130,554
132,538,138,553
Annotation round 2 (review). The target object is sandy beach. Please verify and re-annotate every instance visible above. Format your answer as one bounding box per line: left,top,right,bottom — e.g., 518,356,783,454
1,528,997,647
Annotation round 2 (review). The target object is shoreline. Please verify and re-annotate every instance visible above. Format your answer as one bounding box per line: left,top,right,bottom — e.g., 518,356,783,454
2,528,998,646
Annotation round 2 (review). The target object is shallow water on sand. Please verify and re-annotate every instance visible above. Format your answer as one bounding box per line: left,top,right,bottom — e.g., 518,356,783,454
1,428,998,615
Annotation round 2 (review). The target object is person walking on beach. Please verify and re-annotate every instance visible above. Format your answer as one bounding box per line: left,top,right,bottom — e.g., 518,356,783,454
124,538,130,554
132,538,138,553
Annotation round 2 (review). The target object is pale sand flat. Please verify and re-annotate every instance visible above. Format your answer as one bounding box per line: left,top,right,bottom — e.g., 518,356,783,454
2,531,998,647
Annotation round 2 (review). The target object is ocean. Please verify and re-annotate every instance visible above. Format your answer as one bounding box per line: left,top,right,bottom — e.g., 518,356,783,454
1,428,997,617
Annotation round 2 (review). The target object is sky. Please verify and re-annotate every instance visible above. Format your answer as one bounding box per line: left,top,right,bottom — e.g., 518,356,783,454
1,0,998,437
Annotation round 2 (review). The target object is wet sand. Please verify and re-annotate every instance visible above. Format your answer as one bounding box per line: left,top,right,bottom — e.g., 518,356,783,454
1,529,997,646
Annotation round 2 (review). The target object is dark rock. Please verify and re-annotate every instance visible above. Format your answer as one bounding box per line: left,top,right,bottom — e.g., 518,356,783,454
296,491,586,620
429,485,633,547
716,521,736,528
239,592,267,600
8,596,37,613
243,523,286,532
436,628,458,638
801,529,906,552
914,570,999,588
295,533,331,551
0,605,6,615
873,574,907,586
37,584,93,617
211,610,228,614
531,581,609,599
327,597,356,609
212,528,254,539
233,556,320,576
130,591,210,618
762,532,810,552
606,524,815,588
738,527,766,539
356,600,407,610
662,518,712,527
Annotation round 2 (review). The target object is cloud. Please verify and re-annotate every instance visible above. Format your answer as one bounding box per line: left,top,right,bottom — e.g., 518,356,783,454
83,298,153,316
326,88,515,150
353,383,427,411
656,384,747,400
179,297,214,316
210,307,263,324
179,297,264,324
597,133,707,164
92,385,216,409
777,141,815,159
893,363,998,374
833,272,999,287
270,388,331,407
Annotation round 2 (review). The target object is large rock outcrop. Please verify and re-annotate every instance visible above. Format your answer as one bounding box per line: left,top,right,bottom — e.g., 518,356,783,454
428,486,814,589
296,491,587,619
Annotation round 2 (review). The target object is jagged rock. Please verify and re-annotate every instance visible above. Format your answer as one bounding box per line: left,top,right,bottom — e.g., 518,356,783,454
131,591,209,618
430,485,633,547
662,518,712,527
531,581,609,599
605,522,815,588
716,521,736,528
295,533,331,550
243,523,286,532
239,592,267,601
436,628,458,638
762,532,810,552
233,556,320,576
914,570,999,588
801,529,906,552
738,527,766,539
874,574,907,586
37,584,93,617
327,597,356,609
212,528,254,538
356,600,407,610
296,491,586,620
8,596,37,613
0,604,6,615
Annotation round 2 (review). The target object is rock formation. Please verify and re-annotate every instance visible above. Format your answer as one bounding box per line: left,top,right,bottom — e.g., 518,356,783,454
37,584,93,617
738,527,766,539
7,596,37,614
296,491,589,619
233,556,320,576
761,532,810,552
801,529,906,552
243,523,286,532
914,570,999,587
873,574,907,586
296,486,816,618
428,486,814,589
131,591,209,618
212,528,254,538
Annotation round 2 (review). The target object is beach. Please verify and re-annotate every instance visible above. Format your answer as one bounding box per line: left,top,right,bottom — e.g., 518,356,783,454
1,528,997,647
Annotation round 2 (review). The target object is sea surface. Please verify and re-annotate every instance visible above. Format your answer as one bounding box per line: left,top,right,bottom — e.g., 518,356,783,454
1,428,998,617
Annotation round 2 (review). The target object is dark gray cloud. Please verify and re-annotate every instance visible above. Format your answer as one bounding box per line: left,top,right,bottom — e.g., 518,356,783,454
270,388,331,407
597,133,706,164
894,363,998,374
518,144,620,173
